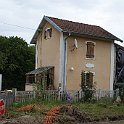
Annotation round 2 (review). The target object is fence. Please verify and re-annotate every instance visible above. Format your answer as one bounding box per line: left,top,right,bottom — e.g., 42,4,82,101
16,91,35,103
0,91,14,107
0,89,35,108
39,90,83,102
37,89,117,102
0,89,120,108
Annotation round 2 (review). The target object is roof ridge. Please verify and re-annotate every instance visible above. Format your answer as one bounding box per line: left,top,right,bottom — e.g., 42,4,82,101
46,16,100,28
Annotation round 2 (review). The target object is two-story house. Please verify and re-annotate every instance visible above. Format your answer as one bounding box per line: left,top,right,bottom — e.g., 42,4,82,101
26,16,123,91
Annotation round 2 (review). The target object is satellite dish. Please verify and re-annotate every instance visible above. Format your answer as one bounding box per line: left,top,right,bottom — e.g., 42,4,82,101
74,39,78,49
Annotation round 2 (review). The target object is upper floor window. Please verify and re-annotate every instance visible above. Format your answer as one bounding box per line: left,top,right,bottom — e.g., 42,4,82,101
44,28,52,39
86,41,95,58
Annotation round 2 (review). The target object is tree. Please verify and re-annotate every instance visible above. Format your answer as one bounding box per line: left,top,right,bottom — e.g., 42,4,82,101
0,36,35,90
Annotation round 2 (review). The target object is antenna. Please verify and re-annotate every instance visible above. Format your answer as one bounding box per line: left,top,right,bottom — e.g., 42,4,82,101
71,39,78,51
74,39,78,49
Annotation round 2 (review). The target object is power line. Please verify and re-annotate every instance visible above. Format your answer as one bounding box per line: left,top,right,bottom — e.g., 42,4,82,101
0,21,35,30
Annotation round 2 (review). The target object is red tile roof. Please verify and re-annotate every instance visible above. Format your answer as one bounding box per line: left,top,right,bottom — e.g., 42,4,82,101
47,16,122,42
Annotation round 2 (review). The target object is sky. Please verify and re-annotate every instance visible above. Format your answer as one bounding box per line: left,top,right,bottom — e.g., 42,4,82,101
0,0,124,46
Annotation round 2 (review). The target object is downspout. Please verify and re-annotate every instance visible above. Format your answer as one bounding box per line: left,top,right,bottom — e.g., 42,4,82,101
63,32,71,91
35,42,38,69
110,42,115,91
35,41,38,83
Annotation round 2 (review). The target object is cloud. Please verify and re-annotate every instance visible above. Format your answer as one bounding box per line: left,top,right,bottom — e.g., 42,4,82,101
0,0,124,45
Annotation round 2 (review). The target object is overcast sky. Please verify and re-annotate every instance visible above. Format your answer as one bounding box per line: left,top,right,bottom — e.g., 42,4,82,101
0,0,124,46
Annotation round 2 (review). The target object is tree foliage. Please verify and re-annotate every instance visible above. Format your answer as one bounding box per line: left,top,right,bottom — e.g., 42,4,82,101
0,36,35,90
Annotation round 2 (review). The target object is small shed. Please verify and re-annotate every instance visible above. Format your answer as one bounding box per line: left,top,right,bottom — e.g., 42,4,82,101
26,66,54,90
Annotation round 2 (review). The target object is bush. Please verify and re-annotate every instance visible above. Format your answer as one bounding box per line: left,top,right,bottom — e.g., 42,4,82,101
81,71,96,102
81,85,95,102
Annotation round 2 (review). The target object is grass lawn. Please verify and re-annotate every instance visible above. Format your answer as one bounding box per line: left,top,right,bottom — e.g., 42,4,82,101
4,99,124,123
77,102,124,120
36,99,124,121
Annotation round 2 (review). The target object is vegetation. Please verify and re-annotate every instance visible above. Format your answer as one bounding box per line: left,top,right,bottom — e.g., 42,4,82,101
81,71,95,102
118,84,124,102
3,99,124,123
0,36,35,90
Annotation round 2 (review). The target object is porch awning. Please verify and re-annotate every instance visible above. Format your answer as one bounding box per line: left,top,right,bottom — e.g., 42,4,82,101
26,66,54,75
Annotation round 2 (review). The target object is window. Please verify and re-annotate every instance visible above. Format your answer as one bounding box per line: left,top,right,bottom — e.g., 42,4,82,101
86,42,95,58
44,28,52,39
81,71,93,86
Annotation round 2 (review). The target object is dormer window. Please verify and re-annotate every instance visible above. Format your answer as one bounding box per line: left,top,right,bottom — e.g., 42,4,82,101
44,28,52,39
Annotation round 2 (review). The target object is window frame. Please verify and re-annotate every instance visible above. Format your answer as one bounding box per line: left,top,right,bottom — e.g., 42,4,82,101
44,28,52,40
85,41,96,59
81,71,94,86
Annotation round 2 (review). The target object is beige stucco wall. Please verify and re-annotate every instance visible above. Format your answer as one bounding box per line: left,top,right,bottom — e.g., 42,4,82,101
37,22,60,89
66,36,112,90
36,21,113,91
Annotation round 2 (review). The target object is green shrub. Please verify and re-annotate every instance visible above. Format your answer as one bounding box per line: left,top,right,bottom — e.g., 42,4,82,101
81,71,96,102
81,85,96,102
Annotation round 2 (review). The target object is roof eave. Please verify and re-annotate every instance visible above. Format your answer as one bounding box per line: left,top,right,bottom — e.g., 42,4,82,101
30,16,63,44
44,16,63,32
30,17,46,44
116,39,123,43
63,31,123,42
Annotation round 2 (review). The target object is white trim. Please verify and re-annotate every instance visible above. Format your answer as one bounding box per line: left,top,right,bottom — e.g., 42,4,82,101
84,71,95,75
0,74,2,90
62,36,68,91
31,16,63,44
44,16,63,32
85,41,96,45
59,32,64,91
110,42,114,90
35,41,38,69
64,39,67,87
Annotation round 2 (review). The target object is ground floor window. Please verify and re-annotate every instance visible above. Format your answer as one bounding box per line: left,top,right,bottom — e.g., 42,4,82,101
81,71,93,86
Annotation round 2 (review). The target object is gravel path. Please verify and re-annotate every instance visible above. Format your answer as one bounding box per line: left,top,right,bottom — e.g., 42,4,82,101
1,116,124,124
84,120,124,124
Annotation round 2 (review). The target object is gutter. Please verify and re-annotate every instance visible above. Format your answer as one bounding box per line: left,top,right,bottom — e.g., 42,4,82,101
63,31,123,43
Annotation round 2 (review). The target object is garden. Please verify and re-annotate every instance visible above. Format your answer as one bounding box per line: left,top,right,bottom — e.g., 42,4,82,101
1,93,124,124
1,72,124,124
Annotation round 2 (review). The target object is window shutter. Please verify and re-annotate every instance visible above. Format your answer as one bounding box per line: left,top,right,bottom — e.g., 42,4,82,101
89,72,93,85
81,71,93,87
86,42,94,58
86,72,93,86
81,71,86,86
44,31,46,39
49,28,52,38
44,28,52,39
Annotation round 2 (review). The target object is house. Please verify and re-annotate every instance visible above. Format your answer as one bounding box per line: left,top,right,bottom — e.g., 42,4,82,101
26,16,123,91
114,43,124,89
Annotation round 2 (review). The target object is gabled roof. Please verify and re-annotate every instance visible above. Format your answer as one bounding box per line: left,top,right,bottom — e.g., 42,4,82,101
115,43,124,51
31,16,123,44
